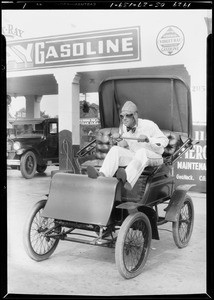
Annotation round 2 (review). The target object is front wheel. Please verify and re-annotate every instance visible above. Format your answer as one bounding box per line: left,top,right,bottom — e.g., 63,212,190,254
23,199,61,261
115,212,152,279
20,151,37,179
172,195,194,248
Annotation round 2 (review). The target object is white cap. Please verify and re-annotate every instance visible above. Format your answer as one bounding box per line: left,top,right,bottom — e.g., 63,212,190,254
120,101,138,125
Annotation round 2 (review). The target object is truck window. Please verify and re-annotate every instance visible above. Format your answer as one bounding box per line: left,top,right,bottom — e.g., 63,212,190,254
34,123,43,134
49,123,57,134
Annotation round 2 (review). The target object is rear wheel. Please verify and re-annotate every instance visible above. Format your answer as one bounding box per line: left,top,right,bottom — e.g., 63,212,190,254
115,212,152,279
36,165,47,173
172,195,194,248
23,199,61,261
20,151,37,179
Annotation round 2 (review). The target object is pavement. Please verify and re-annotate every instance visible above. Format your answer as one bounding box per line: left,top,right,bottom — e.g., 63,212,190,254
5,166,207,297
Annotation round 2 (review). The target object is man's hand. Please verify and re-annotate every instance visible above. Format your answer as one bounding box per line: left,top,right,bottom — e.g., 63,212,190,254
138,134,149,143
117,139,128,148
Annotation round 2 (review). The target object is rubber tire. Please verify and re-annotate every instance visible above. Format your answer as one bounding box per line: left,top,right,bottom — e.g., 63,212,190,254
115,212,152,279
23,199,60,261
36,165,47,173
172,195,194,248
20,151,37,179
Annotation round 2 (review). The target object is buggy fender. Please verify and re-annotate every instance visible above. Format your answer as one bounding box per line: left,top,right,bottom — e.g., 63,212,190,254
165,184,196,222
42,173,121,226
116,202,159,240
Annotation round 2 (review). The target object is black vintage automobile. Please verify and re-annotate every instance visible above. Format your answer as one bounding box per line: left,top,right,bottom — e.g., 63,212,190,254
23,76,195,279
7,118,58,179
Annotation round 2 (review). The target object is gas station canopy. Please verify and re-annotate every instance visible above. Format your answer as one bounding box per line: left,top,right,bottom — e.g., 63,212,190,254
7,65,190,97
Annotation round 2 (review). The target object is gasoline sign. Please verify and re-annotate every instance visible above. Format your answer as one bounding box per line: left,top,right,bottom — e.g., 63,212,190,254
6,27,141,71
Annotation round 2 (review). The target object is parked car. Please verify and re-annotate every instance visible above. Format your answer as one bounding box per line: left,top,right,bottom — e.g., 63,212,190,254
7,118,58,179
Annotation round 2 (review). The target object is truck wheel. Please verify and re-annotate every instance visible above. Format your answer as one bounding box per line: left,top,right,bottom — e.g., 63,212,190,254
115,212,152,279
172,195,194,248
20,151,37,179
23,199,61,261
36,165,47,173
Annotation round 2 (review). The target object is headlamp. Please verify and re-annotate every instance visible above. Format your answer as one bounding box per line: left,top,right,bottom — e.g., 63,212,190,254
13,141,21,151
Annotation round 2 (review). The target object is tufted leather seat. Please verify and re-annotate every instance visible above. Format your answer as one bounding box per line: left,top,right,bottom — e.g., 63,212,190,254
80,127,182,172
95,127,119,160
162,130,183,158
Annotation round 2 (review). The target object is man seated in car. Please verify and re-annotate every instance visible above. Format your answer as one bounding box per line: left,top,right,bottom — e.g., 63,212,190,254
87,101,169,190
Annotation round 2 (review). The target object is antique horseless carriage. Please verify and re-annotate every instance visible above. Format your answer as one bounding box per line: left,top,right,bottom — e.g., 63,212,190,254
23,76,195,279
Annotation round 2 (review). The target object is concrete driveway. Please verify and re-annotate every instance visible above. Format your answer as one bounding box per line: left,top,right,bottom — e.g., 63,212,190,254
6,167,206,296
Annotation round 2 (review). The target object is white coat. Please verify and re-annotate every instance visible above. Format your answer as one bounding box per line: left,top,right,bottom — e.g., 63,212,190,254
99,118,169,188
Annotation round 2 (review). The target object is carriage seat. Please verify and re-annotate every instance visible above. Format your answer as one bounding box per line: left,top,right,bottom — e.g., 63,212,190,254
79,127,183,174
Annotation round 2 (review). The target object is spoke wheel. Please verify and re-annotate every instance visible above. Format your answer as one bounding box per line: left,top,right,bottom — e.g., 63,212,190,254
20,151,37,179
23,200,61,261
115,212,152,279
172,195,194,248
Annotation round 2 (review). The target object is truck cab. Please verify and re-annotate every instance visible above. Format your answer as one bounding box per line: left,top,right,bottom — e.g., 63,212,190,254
7,118,59,179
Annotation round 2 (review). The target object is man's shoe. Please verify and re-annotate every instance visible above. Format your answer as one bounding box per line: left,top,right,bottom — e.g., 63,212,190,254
116,168,132,190
87,166,99,178
124,182,132,191
87,166,105,179
116,168,127,184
